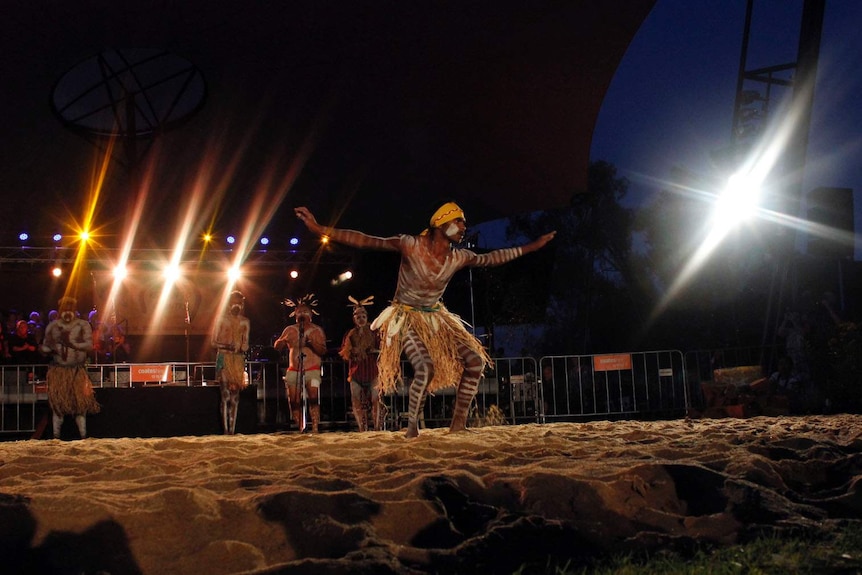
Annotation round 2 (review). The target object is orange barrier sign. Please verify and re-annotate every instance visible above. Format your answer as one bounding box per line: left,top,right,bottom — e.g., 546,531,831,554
592,353,632,372
130,364,173,383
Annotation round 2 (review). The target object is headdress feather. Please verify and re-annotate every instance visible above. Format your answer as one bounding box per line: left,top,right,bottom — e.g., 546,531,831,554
283,293,320,317
347,295,375,311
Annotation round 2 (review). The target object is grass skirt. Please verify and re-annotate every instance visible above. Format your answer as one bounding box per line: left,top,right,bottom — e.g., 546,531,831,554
371,302,491,394
46,365,101,416
217,353,248,392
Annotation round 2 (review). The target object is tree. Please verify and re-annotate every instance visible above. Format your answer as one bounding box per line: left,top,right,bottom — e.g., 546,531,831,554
502,160,652,355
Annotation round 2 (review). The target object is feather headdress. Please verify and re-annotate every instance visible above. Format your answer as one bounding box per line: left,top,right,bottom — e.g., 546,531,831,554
283,293,319,317
347,295,374,313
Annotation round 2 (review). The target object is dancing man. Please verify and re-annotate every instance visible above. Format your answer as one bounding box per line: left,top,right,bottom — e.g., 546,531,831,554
339,295,383,431
274,294,328,433
212,290,250,435
295,202,555,438
40,296,100,440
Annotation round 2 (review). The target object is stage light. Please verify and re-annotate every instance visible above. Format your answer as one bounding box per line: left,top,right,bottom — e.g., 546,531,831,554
321,236,330,245
79,231,90,242
289,269,299,279
227,265,241,282
289,237,299,246
52,233,63,242
202,233,213,244
713,172,761,228
226,235,236,245
163,263,181,283
51,266,62,278
331,270,353,286
260,236,270,246
18,232,29,242
113,265,128,281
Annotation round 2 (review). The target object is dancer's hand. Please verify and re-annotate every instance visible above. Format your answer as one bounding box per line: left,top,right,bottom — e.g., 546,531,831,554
295,207,322,234
524,231,557,253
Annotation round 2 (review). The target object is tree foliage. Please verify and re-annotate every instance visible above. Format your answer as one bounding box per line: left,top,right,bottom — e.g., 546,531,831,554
499,161,655,355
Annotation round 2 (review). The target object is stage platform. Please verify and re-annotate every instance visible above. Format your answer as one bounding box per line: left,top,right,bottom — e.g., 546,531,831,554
33,385,259,440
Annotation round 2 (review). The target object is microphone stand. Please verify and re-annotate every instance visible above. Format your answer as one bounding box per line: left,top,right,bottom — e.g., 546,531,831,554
184,300,190,364
297,318,307,432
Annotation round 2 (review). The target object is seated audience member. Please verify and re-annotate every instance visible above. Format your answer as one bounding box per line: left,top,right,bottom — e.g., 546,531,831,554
9,319,40,364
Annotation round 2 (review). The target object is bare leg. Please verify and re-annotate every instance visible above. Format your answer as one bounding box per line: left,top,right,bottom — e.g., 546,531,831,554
449,343,485,433
370,382,381,431
308,385,321,433
350,381,367,431
220,382,231,434
227,390,240,435
75,415,87,439
287,384,302,432
403,330,433,438
52,413,63,439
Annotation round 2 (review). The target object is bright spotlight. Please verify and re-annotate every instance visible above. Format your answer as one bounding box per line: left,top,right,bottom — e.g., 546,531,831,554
113,265,128,281
202,233,213,243
52,233,63,242
289,269,299,279
79,231,90,242
51,266,62,278
227,266,242,282
331,270,354,286
260,237,270,246
18,232,29,242
289,237,299,246
163,264,181,283
714,172,761,225
226,235,236,245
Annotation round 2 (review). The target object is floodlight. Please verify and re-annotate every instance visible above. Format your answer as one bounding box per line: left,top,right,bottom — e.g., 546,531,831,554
331,270,353,286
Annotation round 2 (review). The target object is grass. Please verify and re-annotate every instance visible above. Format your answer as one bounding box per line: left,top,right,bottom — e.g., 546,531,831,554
517,522,862,574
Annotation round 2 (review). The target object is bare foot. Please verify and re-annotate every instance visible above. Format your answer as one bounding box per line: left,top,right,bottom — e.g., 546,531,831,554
405,421,420,438
448,416,469,434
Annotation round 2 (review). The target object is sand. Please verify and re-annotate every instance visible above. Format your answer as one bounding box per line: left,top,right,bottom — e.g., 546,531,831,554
2,415,862,574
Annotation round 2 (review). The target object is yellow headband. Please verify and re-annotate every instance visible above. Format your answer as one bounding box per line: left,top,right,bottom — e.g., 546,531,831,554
429,202,465,228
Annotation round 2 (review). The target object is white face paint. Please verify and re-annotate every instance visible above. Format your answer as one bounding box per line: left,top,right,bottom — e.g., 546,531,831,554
353,310,368,327
443,221,461,242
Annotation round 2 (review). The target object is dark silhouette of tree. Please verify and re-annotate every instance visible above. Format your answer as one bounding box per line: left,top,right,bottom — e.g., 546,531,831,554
501,161,653,355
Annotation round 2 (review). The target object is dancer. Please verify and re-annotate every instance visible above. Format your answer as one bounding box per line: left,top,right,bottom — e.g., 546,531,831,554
339,295,383,431
274,294,328,433
40,296,100,439
212,290,250,435
295,202,555,437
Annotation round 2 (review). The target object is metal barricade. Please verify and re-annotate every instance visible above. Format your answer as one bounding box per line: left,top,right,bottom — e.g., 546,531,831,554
537,350,689,421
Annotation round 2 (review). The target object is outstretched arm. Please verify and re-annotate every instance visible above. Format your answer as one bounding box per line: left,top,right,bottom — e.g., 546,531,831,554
471,231,556,267
295,207,400,251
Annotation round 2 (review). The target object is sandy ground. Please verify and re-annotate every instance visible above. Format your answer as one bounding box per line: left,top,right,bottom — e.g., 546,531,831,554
2,414,862,574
